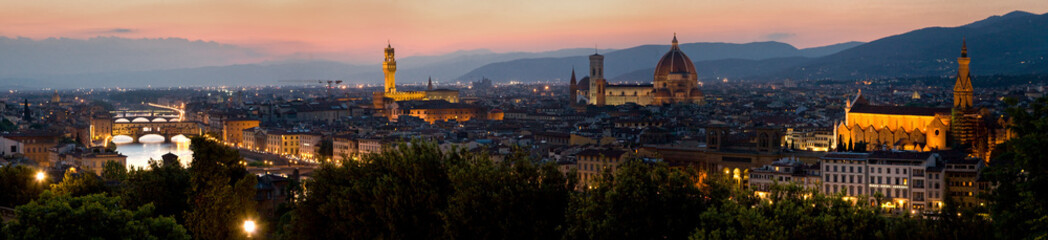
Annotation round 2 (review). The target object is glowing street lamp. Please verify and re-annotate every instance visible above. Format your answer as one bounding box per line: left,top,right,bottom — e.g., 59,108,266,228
243,219,256,238
35,171,46,182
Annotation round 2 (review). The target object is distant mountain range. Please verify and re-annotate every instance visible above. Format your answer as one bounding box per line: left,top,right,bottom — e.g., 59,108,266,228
772,11,1048,80
457,41,864,83
473,11,1048,83
1,10,1045,90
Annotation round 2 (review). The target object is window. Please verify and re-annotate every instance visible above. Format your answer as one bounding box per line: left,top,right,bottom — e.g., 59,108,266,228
850,166,854,173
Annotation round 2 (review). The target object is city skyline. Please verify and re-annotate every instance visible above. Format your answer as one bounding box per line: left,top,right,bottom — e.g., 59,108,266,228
2,0,1047,62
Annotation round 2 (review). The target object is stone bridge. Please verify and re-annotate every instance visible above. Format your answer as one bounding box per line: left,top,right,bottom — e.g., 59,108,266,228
112,121,203,143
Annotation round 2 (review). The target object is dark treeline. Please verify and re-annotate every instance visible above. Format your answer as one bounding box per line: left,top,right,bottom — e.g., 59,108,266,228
276,141,998,240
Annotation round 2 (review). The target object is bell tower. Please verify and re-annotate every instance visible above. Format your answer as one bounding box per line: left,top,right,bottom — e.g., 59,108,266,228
953,40,973,109
589,52,606,106
951,39,976,148
383,42,397,93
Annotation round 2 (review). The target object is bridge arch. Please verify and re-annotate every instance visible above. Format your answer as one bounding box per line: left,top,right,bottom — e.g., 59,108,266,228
152,118,169,122
115,118,130,123
112,135,135,144
139,134,166,144
171,134,191,143
131,117,151,123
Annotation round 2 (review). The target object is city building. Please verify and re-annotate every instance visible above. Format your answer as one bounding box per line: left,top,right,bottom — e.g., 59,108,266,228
373,43,461,113
394,100,488,124
574,34,705,106
298,132,323,160
820,151,948,214
575,148,628,187
265,130,301,156
820,152,869,198
223,119,260,147
783,127,836,151
1,131,62,167
749,157,822,193
357,138,385,156
835,90,951,152
835,41,1009,158
333,135,358,162
942,152,989,209
867,151,945,213
52,147,127,176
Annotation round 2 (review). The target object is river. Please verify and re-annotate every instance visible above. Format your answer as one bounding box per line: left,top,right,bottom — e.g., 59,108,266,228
113,137,194,170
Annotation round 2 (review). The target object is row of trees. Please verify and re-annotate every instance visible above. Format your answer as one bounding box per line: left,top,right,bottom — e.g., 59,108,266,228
0,136,255,240
277,141,1001,240
274,97,1048,239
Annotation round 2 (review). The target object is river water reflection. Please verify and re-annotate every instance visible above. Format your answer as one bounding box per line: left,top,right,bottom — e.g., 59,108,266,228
114,139,194,170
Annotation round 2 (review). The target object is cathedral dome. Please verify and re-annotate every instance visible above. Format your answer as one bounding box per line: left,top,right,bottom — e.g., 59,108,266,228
654,35,696,78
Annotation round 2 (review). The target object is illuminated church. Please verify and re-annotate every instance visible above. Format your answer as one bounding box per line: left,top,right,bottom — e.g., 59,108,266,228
571,34,705,106
835,40,1006,158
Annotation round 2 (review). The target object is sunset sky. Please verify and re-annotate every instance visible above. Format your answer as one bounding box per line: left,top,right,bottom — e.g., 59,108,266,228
2,0,1047,63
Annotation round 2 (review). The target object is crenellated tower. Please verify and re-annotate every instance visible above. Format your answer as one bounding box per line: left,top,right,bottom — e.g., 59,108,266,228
383,42,397,93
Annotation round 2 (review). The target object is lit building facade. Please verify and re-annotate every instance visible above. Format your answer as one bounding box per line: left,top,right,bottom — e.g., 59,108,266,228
298,133,322,160
821,151,948,214
821,152,869,198
373,43,461,113
333,135,358,162
265,130,301,156
749,157,822,192
223,119,260,147
836,40,1008,158
575,148,628,188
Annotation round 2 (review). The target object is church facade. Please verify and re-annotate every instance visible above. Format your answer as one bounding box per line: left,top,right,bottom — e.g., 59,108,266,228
835,40,1007,160
573,35,704,106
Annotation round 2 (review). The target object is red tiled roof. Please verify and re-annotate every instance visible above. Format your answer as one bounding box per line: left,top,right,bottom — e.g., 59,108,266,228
849,103,949,116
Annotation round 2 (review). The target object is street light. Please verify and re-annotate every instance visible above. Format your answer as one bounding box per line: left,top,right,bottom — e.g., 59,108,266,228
35,171,46,182
243,219,256,238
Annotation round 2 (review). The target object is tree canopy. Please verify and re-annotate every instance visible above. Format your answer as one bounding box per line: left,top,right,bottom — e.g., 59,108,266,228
184,136,257,240
1,191,189,240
